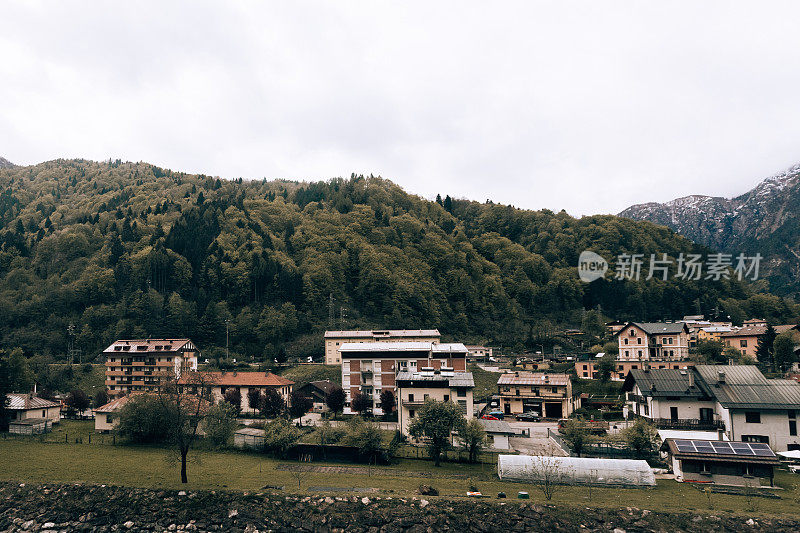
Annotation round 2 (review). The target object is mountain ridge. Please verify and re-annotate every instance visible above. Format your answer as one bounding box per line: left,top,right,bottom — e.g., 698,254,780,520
0,158,796,360
620,163,800,295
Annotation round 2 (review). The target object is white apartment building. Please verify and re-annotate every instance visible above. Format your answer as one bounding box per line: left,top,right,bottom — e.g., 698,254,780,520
323,329,440,365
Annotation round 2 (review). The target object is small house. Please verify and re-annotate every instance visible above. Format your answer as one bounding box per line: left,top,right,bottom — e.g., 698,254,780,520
7,393,61,432
477,418,517,450
295,380,338,412
661,438,778,487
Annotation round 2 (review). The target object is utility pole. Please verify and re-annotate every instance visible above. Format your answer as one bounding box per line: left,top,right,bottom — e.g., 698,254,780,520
328,293,335,327
67,324,76,364
225,319,230,360
339,307,347,329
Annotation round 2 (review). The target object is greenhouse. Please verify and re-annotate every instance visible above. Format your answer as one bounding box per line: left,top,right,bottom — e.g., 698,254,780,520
497,455,656,487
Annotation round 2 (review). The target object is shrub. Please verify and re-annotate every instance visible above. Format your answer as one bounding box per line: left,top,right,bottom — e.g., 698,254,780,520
204,401,239,448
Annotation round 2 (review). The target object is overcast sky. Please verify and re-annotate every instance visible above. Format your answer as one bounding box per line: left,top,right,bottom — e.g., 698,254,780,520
2,1,800,216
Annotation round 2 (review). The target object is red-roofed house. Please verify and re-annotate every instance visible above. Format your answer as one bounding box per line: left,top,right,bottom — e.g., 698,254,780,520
178,371,294,413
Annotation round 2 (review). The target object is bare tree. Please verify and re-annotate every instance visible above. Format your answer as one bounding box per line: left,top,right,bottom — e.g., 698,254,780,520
160,371,218,483
526,454,571,501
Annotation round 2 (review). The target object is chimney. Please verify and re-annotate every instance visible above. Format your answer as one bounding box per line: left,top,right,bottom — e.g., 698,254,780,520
718,370,726,383
718,429,725,441
688,372,694,388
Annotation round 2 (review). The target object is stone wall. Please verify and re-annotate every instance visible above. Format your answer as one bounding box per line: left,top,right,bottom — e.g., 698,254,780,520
1,482,798,532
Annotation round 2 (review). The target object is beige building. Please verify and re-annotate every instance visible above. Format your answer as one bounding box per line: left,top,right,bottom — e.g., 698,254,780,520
465,345,492,360
7,394,61,433
104,339,199,397
94,395,134,432
496,372,576,419
396,369,474,436
324,329,440,365
340,341,468,415
617,322,690,361
721,324,798,360
178,371,294,413
576,359,693,382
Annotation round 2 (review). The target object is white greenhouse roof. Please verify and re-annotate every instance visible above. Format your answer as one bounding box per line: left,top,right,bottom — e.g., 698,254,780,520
497,455,656,487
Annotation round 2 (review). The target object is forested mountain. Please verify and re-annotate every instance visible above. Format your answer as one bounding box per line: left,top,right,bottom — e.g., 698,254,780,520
0,158,796,362
621,163,800,297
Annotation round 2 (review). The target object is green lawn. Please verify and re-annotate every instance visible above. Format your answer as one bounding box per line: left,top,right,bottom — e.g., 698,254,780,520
280,364,341,387
2,421,800,519
469,364,499,402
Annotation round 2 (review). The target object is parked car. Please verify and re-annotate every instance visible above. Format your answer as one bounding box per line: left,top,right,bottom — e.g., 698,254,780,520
481,415,500,420
516,412,541,422
488,411,505,420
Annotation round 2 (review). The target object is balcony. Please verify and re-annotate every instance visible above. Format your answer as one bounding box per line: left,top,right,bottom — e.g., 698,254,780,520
650,417,725,431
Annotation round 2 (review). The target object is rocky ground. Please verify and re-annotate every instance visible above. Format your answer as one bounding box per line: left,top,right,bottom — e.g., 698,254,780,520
1,482,799,532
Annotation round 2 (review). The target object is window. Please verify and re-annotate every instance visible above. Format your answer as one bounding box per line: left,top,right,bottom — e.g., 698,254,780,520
515,389,520,396
408,394,414,402
624,338,629,345
444,394,449,402
742,435,769,444
582,372,588,377
637,350,642,357
423,394,429,400
745,412,761,424
457,389,466,397
42,410,46,417
624,350,629,357
107,414,114,423
700,408,713,421
409,409,415,418
670,406,678,420
791,421,797,437
551,387,558,394
740,340,748,348
637,338,642,344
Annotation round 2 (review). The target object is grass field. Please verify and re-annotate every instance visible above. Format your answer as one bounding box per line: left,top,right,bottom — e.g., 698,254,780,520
2,421,800,518
279,364,342,387
469,364,500,402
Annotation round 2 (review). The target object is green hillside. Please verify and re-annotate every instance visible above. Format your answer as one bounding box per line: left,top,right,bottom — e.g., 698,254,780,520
0,158,796,362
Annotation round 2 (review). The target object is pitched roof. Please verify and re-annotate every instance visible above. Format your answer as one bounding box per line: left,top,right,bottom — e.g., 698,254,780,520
621,369,711,398
496,372,570,386
7,394,61,410
103,339,194,353
94,394,137,413
630,322,688,335
177,371,293,387
324,329,440,338
478,419,516,435
297,380,337,395
694,365,800,409
431,343,468,353
395,371,474,388
720,324,798,337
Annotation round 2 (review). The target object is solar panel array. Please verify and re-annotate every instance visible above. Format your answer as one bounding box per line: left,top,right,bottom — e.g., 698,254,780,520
673,439,775,457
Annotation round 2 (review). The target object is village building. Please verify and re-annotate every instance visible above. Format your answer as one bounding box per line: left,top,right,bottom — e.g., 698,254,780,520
339,341,468,415
623,365,800,451
94,395,134,432
576,359,692,381
616,322,690,361
465,345,493,361
6,394,61,434
477,419,517,450
103,339,199,398
295,380,338,412
622,368,720,430
177,371,294,413
661,438,778,487
323,329,440,365
395,368,474,436
496,372,577,419
720,324,798,360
